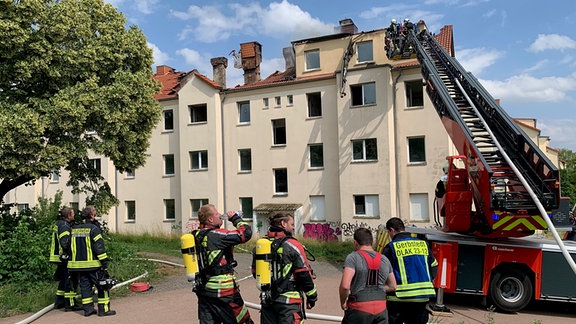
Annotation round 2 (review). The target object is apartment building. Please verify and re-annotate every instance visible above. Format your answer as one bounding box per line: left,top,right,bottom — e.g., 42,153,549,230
3,20,559,240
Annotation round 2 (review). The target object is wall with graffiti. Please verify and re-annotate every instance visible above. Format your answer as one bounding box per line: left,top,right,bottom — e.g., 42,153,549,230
303,221,381,241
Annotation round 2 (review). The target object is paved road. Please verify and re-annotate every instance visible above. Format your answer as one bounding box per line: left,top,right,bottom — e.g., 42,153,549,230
2,253,575,324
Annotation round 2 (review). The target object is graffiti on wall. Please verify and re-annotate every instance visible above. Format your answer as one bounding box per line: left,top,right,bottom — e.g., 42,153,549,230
185,219,200,232
303,222,341,241
303,221,380,240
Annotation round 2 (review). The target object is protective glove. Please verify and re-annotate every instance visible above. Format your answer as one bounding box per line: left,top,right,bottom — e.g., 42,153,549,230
306,293,318,309
59,254,69,262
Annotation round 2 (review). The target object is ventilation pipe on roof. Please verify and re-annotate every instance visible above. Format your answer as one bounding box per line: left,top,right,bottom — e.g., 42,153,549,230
282,47,295,70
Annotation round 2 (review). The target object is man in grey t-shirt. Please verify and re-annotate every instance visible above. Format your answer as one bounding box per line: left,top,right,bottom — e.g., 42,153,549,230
339,228,396,323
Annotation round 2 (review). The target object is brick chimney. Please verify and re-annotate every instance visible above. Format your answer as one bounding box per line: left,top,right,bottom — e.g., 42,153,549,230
339,18,358,34
156,65,174,75
210,57,228,88
240,42,262,85
282,47,295,70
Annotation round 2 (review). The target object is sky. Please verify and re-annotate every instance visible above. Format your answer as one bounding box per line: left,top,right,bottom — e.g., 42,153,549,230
106,0,576,151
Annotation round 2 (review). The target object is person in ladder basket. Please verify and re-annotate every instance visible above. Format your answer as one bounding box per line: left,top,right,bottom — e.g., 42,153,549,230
49,206,80,311
252,212,318,324
339,228,396,324
192,204,254,324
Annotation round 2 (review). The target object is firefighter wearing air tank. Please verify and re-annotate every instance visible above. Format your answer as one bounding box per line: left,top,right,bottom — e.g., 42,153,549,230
251,212,318,324
191,204,254,324
383,217,438,324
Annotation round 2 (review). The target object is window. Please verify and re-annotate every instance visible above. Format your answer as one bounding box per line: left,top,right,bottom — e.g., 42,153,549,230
351,82,376,106
164,154,175,175
354,195,379,217
49,170,59,183
126,201,136,221
307,92,322,117
274,168,288,194
357,41,374,63
189,104,207,123
310,195,326,221
263,98,269,109
352,138,377,161
17,204,30,212
305,49,320,70
405,80,424,107
410,193,429,221
70,202,79,212
272,119,286,145
125,170,135,178
408,137,426,163
239,149,252,172
164,199,175,220
90,158,101,175
309,144,324,168
190,150,208,170
287,95,293,106
190,199,209,218
163,109,173,131
275,96,281,107
240,197,253,219
238,101,250,123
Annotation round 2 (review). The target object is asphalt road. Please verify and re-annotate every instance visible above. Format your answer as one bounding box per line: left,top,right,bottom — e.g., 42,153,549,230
2,252,575,324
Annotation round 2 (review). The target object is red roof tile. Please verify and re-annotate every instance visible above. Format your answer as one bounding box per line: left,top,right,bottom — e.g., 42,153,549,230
152,66,221,100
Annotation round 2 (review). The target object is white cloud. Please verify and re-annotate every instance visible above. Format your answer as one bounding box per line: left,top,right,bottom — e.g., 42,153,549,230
456,47,504,75
528,34,576,52
539,119,576,151
148,42,171,67
522,59,549,73
480,73,576,103
135,0,160,15
171,0,333,43
176,48,213,75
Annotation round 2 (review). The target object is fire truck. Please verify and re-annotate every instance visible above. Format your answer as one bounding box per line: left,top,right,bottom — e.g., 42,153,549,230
382,21,576,312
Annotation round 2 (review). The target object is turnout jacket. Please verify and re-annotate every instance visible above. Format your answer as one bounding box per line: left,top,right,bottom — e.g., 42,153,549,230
193,213,252,298
383,232,437,302
49,219,72,263
66,220,109,271
255,228,318,304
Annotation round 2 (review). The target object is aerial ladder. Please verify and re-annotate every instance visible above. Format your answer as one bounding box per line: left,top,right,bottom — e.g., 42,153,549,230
396,23,561,239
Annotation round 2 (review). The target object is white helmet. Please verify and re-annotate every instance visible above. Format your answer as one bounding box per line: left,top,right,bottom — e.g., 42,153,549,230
404,18,410,22
391,19,397,24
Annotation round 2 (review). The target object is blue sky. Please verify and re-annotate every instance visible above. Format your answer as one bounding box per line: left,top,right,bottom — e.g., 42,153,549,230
106,0,576,151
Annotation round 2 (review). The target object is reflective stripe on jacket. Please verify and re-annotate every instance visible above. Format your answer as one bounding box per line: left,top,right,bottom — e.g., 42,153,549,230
68,221,108,271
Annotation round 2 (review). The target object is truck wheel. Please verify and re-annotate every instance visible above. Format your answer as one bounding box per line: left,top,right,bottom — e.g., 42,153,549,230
489,268,532,312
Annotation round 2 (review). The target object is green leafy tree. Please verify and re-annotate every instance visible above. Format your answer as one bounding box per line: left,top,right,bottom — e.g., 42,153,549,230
0,0,161,212
559,149,576,204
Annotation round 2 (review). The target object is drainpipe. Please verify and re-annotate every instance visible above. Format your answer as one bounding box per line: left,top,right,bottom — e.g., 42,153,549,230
114,169,118,233
392,68,403,219
219,91,228,217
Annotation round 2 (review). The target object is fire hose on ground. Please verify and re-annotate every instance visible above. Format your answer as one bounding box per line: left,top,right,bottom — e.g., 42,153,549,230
14,258,343,323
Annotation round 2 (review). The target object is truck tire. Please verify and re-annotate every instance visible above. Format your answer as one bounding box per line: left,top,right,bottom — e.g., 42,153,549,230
489,268,532,312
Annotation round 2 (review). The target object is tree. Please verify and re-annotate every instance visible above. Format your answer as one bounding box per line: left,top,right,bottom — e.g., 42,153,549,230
559,149,576,204
0,0,161,212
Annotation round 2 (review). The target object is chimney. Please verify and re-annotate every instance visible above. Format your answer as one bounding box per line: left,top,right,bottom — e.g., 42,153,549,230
282,47,295,70
240,41,262,85
156,65,174,75
210,57,228,88
339,18,358,34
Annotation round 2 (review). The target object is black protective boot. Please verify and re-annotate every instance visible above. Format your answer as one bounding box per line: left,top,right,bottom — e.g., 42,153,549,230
98,310,117,317
84,304,96,317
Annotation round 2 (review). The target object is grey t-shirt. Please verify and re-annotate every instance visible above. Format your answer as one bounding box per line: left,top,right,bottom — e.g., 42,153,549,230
343,249,393,296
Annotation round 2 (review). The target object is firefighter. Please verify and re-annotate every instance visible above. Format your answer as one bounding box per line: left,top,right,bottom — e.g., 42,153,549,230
383,217,438,324
49,207,80,311
192,204,253,324
251,212,318,324
339,228,396,323
65,206,116,317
